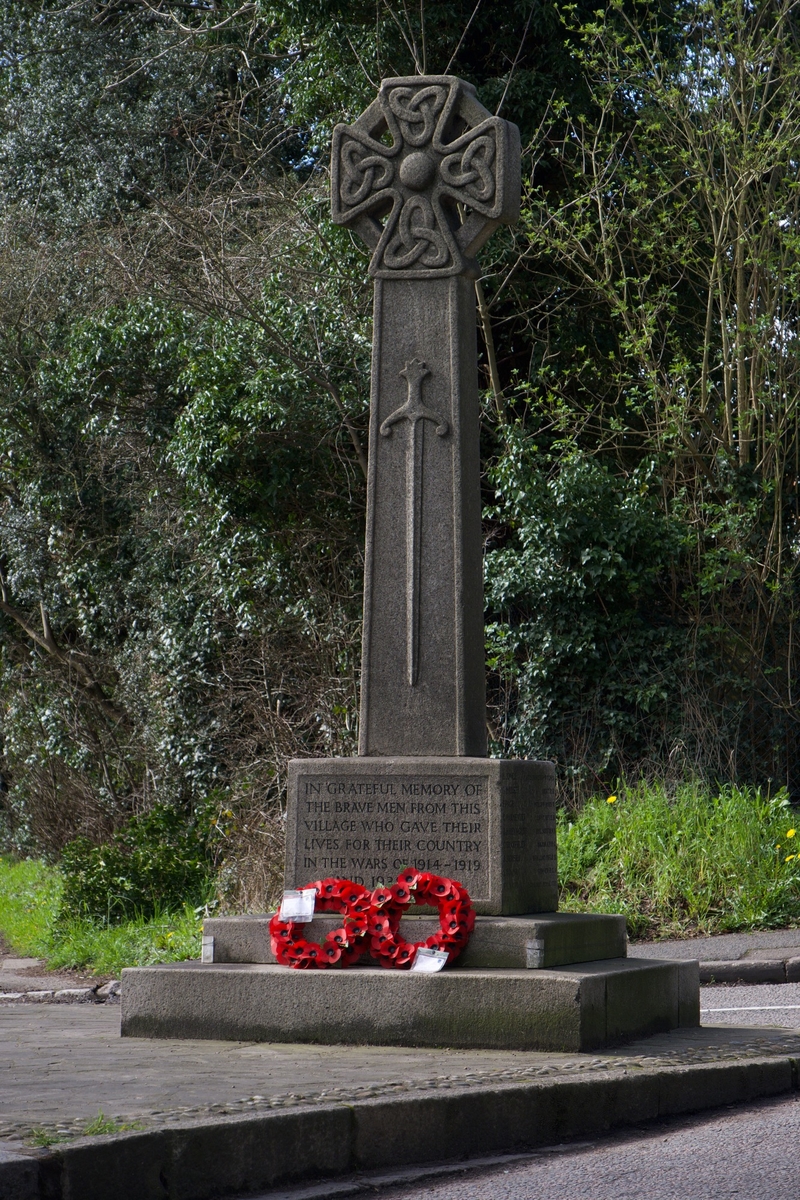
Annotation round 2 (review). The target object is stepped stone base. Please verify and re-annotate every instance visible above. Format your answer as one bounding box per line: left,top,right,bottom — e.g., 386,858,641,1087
204,911,627,971
121,958,699,1053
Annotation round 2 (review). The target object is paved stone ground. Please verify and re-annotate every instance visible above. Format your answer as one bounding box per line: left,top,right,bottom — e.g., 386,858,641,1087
2,1001,800,1148
0,937,113,996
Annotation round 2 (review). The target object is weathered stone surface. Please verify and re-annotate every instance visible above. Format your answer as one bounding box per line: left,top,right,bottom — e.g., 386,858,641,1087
205,911,626,971
121,957,699,1052
678,960,701,1027
285,755,557,914
0,1144,38,1200
95,980,121,999
360,277,486,755
54,987,95,1002
331,75,520,281
330,75,520,757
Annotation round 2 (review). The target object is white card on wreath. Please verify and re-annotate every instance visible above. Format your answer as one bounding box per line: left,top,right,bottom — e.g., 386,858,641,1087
278,888,316,923
410,947,449,973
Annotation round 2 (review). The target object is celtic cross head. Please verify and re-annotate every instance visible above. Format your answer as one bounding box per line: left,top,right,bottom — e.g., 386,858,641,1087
331,75,520,279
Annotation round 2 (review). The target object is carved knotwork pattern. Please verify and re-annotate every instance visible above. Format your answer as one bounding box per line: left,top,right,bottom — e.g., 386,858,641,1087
383,195,450,271
331,76,516,278
387,85,447,147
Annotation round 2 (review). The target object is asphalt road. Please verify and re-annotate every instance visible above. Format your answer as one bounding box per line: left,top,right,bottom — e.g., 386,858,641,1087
700,980,800,1025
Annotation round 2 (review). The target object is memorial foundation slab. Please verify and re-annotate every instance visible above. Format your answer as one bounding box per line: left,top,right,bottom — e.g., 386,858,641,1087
121,958,700,1053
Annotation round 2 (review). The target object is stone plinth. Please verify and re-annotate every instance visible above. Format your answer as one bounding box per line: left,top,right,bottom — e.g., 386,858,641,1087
286,756,557,915
204,912,627,971
121,959,700,1053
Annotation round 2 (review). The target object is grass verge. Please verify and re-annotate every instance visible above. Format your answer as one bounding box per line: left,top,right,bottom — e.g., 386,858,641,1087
559,781,800,939
0,856,203,975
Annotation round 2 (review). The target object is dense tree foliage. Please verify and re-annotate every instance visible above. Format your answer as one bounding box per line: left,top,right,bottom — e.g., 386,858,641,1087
2,0,799,907
489,0,800,797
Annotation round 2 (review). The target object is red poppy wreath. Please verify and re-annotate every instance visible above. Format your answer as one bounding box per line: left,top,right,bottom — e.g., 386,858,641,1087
269,878,373,968
270,871,475,970
368,868,475,969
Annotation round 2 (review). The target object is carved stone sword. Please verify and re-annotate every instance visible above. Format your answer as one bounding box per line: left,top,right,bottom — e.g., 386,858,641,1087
380,358,449,685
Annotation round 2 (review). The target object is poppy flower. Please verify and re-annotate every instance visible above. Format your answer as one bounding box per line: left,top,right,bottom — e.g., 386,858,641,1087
322,943,342,963
391,883,412,905
397,867,422,888
318,878,342,898
270,923,295,944
327,926,350,947
372,931,398,953
371,886,393,907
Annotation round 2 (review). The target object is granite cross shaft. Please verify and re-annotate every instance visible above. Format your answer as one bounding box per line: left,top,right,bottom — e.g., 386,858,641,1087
331,75,520,757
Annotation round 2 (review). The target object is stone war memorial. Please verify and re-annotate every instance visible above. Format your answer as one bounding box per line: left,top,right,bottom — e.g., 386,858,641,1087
121,76,700,1052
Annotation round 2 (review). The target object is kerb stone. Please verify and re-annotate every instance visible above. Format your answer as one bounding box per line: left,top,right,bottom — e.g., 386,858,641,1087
286,755,557,914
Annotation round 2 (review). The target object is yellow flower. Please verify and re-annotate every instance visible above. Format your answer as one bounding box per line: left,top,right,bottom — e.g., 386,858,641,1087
786,855,796,862
787,829,796,839
606,795,617,804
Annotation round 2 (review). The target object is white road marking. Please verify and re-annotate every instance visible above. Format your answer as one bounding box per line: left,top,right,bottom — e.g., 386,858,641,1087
701,1004,800,1013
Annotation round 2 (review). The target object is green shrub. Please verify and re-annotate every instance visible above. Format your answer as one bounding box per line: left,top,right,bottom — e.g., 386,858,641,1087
485,443,689,781
60,804,216,923
558,781,800,938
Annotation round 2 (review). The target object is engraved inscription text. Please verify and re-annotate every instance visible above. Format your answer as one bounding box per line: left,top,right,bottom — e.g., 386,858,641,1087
294,773,490,897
